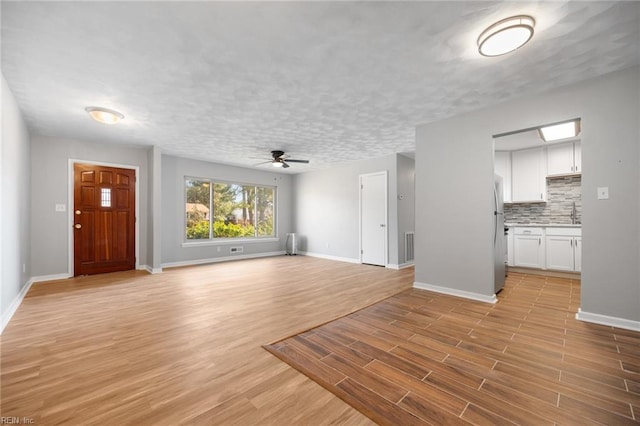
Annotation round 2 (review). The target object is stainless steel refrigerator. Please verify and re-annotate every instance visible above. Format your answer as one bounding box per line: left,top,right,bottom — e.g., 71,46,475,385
494,175,506,293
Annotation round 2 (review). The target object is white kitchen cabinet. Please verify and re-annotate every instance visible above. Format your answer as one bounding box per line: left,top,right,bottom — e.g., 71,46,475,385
494,151,512,203
507,229,514,266
545,228,581,272
547,141,581,176
574,237,582,272
513,227,545,268
511,147,546,202
574,142,582,174
545,236,574,271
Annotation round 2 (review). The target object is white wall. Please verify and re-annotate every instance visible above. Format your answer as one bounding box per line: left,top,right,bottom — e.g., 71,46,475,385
293,154,401,264
415,66,640,324
1,73,31,327
161,154,293,266
30,136,150,277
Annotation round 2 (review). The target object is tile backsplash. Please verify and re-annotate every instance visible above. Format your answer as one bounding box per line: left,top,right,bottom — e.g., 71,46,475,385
505,176,581,224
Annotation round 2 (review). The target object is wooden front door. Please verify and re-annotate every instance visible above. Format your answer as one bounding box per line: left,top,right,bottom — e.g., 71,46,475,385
74,163,136,276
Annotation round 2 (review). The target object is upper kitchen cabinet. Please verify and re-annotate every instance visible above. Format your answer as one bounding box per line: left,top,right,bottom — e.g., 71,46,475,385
547,141,581,176
511,147,546,203
494,151,512,203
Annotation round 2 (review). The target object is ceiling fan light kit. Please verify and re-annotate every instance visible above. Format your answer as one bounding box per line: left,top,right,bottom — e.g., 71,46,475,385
477,15,535,57
256,150,309,169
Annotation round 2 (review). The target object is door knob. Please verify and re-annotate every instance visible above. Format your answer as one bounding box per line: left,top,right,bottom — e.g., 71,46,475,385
75,210,81,215
74,223,82,229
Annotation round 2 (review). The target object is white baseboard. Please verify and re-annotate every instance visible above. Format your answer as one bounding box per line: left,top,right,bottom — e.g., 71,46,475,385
386,262,414,270
298,251,360,264
162,251,285,269
576,308,640,332
413,281,498,304
1,278,35,334
139,265,163,274
32,273,72,283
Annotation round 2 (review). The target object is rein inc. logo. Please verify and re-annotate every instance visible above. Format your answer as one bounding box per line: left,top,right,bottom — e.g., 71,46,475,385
0,418,34,424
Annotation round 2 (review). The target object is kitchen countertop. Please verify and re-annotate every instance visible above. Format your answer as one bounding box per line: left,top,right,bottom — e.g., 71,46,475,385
505,223,581,228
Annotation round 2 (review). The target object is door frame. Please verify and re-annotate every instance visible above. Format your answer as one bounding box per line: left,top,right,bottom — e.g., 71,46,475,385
67,159,140,276
358,170,388,266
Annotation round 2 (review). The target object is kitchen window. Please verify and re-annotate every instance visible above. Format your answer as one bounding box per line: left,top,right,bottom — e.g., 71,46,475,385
185,178,275,241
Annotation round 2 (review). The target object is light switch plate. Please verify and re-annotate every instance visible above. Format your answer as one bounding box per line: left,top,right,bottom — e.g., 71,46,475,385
597,187,609,200
55,204,66,212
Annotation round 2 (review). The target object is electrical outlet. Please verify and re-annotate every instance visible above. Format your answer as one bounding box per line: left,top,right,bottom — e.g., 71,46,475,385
230,246,243,254
55,204,66,212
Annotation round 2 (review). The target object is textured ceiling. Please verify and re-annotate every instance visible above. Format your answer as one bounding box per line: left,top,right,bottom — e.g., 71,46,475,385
2,1,639,173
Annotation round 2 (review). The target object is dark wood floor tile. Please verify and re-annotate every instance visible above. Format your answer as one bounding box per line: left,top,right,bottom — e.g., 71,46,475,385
322,354,407,403
626,379,640,395
335,378,427,426
564,353,638,382
351,313,416,339
391,345,447,369
323,323,396,352
306,333,374,367
349,340,430,380
461,403,517,425
561,371,640,405
338,316,383,335
558,393,639,425
262,271,639,426
618,341,640,357
313,327,357,347
365,360,467,416
426,372,553,426
479,380,600,426
399,392,472,425
286,335,331,359
559,360,628,390
493,361,560,384
264,343,346,385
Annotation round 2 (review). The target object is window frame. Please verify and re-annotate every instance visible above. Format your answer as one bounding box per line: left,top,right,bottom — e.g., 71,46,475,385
183,176,278,246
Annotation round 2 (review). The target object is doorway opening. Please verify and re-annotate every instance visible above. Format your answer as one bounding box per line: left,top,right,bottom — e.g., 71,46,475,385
493,118,582,276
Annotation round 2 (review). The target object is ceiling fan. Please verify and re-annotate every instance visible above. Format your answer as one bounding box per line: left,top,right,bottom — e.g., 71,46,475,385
257,150,310,169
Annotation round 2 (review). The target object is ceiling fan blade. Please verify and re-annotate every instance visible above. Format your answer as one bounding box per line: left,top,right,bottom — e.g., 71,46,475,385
284,159,309,163
282,161,290,168
253,160,272,166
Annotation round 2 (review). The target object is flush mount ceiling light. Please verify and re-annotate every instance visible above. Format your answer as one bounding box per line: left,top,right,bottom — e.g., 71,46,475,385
539,120,581,142
478,15,535,57
85,106,124,124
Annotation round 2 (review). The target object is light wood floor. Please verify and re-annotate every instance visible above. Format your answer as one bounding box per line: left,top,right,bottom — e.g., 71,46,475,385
266,272,640,425
1,256,412,425
2,257,639,425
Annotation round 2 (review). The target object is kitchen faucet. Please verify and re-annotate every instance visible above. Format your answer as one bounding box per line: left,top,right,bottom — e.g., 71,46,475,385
570,202,578,224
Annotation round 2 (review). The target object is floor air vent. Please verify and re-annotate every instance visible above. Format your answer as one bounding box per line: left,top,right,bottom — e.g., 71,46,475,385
404,232,414,263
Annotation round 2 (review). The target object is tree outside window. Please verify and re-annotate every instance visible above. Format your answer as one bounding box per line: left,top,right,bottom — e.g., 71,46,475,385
185,179,275,240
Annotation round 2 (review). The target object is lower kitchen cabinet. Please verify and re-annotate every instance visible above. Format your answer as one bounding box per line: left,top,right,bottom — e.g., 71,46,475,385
507,230,514,266
513,227,545,268
574,237,582,272
545,228,582,272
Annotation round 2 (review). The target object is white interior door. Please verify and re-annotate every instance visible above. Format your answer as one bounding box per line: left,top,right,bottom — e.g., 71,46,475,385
360,172,387,266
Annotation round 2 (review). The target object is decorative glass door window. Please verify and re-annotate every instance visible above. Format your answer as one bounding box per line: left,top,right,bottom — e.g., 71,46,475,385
101,188,112,207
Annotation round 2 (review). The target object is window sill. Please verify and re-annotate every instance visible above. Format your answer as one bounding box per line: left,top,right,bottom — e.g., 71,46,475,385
182,237,279,248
